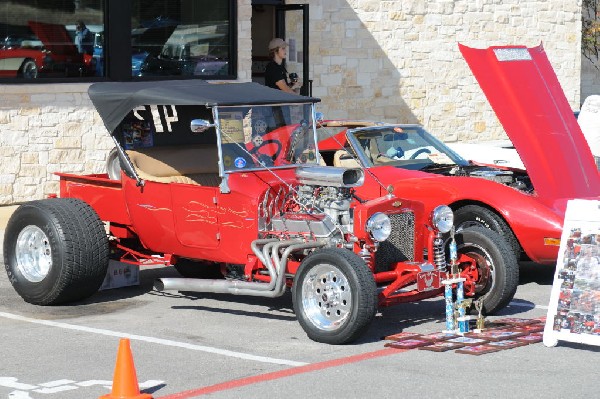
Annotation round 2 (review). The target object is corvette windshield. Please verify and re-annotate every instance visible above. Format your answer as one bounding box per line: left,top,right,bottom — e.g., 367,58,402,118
348,126,469,170
216,104,319,172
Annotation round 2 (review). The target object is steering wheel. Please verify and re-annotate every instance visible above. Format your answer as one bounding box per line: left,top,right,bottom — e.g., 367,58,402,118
409,148,432,160
286,123,309,162
249,138,282,165
375,153,393,161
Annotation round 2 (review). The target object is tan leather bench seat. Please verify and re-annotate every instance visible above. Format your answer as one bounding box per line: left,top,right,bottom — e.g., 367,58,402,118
333,149,361,168
126,145,221,186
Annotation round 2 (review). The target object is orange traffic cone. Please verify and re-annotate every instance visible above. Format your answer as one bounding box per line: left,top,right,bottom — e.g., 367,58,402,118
99,338,153,399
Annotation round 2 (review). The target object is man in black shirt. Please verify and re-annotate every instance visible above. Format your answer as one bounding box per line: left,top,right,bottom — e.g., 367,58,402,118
265,38,301,94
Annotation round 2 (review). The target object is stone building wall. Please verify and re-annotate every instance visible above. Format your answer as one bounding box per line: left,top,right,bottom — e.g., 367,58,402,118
0,84,113,204
287,0,584,143
0,0,588,205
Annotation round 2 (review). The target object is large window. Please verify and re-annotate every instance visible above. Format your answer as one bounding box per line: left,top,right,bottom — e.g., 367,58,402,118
131,0,232,78
0,0,236,82
0,0,104,80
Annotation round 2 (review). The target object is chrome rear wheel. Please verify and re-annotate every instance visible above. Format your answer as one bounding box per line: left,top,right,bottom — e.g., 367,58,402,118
15,225,52,283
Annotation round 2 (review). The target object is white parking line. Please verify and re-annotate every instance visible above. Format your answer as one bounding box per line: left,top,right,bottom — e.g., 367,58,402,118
0,312,306,367
508,300,548,310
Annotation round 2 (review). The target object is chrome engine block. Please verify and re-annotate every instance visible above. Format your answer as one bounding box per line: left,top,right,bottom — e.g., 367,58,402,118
259,166,363,241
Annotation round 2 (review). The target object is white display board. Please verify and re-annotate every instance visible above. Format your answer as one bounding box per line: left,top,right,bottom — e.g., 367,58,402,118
543,199,600,347
578,95,600,158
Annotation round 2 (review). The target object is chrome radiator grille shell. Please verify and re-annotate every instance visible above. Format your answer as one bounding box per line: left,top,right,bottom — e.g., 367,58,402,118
375,212,415,272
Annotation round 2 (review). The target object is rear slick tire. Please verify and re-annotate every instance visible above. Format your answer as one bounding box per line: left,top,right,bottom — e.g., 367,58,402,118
292,248,377,344
3,198,109,305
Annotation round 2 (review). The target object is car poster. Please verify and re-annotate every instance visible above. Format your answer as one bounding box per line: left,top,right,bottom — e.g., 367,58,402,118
543,199,600,347
122,120,154,150
219,111,245,144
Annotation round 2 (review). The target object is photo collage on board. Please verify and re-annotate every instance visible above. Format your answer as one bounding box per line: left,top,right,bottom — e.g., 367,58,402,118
553,228,600,335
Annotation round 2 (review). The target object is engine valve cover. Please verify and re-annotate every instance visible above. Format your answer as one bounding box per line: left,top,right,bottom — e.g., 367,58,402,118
271,213,336,237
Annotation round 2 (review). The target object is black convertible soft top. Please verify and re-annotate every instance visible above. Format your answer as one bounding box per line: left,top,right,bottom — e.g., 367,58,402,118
88,80,320,133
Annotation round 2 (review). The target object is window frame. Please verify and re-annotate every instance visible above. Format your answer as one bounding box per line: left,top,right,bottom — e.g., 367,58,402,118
0,0,238,83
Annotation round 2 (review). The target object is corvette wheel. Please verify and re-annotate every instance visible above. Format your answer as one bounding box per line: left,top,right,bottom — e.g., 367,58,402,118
292,248,377,344
453,227,518,314
19,59,38,79
454,205,521,258
3,199,109,305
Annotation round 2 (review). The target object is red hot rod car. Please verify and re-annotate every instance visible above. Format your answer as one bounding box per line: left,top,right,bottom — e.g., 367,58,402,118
3,80,516,344
318,44,600,268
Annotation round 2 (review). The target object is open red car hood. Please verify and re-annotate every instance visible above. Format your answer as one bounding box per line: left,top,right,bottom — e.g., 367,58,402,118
28,20,79,56
460,44,600,200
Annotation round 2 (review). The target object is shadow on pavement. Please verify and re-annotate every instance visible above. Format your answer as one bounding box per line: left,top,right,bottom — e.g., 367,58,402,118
519,261,555,286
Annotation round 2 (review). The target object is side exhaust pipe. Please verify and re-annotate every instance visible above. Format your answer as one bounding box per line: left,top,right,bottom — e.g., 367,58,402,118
154,240,325,298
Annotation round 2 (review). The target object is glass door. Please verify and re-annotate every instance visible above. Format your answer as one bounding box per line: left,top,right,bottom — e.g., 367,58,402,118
276,4,310,96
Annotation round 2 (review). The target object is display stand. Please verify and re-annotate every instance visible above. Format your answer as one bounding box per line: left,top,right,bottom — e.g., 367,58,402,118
543,199,600,347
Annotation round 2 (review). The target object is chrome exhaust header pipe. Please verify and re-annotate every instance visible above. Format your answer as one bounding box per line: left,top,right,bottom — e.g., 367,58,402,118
154,240,325,298
154,278,279,297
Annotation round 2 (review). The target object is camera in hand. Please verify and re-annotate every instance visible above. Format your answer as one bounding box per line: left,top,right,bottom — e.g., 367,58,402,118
289,72,298,85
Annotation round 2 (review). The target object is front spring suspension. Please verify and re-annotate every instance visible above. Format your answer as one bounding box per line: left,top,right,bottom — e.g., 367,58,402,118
358,245,372,269
432,233,446,269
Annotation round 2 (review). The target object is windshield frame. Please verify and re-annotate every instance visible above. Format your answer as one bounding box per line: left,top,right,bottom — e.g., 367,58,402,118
212,102,320,175
345,124,469,169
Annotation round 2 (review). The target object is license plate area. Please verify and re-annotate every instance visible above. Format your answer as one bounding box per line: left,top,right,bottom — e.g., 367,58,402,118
417,270,443,292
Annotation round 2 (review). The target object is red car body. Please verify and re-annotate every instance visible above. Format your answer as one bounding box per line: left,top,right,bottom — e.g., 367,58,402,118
319,44,600,265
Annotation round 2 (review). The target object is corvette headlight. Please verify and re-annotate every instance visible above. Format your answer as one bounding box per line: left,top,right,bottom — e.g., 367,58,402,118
432,205,454,233
366,212,391,242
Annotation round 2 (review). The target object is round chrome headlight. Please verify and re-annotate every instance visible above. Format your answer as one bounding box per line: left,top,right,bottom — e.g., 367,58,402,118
432,205,454,233
366,212,392,242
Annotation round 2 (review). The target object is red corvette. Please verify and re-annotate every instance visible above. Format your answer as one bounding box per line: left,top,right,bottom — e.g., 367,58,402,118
318,44,600,266
0,21,94,78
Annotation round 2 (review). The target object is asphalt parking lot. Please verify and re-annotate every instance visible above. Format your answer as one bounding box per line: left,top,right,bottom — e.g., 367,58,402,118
0,217,599,399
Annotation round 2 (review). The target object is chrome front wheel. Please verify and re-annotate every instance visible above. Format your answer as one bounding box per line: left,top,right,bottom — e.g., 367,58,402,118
292,248,377,344
300,263,353,331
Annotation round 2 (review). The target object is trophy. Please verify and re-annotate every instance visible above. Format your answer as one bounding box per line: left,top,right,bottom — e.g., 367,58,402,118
474,298,486,332
442,226,471,333
449,226,459,276
444,282,455,332
456,298,473,333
